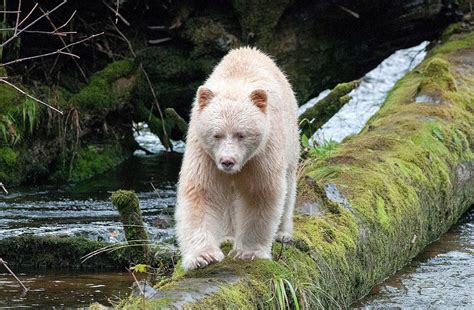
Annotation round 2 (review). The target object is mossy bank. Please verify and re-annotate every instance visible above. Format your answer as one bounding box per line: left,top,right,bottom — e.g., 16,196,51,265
117,29,474,309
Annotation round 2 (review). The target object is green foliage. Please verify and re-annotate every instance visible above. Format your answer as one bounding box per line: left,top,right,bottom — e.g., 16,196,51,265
269,278,300,310
130,264,150,274
71,144,125,181
72,60,134,112
300,130,338,159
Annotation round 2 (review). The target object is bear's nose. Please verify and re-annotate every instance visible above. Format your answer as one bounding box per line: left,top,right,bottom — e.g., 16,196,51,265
220,159,235,170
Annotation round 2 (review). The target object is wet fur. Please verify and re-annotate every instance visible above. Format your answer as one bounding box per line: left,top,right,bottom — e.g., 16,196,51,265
175,47,300,270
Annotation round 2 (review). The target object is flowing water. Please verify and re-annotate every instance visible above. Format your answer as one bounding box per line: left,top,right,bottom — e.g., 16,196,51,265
1,46,473,308
354,208,474,308
0,149,182,308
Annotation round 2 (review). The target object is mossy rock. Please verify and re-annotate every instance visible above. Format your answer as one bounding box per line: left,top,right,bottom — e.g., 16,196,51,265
72,60,134,113
70,144,126,182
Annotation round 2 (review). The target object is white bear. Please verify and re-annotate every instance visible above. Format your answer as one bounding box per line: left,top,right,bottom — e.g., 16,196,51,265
175,47,300,270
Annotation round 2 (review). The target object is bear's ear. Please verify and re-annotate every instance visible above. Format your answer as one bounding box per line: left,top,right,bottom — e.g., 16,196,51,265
250,89,267,113
197,87,214,110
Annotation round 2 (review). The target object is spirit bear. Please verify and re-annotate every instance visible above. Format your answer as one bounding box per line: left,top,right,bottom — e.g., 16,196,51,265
175,47,300,270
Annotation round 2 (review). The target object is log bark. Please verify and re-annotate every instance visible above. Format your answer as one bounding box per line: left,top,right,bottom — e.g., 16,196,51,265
119,27,474,309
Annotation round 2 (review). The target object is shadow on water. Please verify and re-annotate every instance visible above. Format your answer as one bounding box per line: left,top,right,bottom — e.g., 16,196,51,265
353,207,474,308
0,152,181,308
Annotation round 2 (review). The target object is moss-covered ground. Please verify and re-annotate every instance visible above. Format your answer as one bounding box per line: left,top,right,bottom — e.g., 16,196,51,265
118,29,474,309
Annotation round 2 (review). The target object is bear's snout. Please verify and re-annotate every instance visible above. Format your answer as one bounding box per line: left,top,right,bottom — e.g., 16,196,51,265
219,157,236,172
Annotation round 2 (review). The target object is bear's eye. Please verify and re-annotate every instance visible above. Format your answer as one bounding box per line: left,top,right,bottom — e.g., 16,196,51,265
236,132,245,139
213,134,222,139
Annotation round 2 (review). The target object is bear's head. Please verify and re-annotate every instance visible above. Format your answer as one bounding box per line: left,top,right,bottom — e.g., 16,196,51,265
195,86,270,174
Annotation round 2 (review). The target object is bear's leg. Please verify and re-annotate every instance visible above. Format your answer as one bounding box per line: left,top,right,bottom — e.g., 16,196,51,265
175,183,230,270
276,169,297,242
230,176,286,260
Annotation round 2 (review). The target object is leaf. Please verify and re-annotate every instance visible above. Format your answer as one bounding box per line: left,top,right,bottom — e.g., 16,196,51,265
130,264,150,273
301,134,309,148
432,127,444,141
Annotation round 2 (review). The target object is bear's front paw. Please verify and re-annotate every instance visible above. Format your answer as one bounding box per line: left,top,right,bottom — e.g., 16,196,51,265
275,231,293,243
229,248,271,261
182,248,225,271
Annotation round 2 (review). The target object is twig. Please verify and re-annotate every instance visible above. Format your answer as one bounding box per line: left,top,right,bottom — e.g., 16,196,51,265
110,21,170,148
38,6,87,81
14,0,21,35
0,78,63,114
126,267,145,296
0,182,8,194
150,182,161,198
0,32,103,66
148,37,171,45
16,3,37,30
102,0,130,26
0,258,28,292
1,0,67,48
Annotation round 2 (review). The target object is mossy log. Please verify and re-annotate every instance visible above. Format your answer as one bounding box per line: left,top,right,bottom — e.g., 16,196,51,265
118,30,474,309
111,190,151,264
299,80,360,138
0,235,130,268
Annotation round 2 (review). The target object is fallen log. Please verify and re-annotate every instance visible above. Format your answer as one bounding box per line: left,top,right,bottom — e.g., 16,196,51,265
118,28,474,309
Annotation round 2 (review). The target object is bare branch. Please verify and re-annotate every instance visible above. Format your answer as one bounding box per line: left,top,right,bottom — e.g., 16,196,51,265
110,21,171,149
102,0,130,26
55,10,76,32
148,37,172,45
0,258,28,292
0,78,63,114
1,32,103,67
14,0,21,35
1,0,67,48
0,182,8,194
38,6,87,81
16,3,37,29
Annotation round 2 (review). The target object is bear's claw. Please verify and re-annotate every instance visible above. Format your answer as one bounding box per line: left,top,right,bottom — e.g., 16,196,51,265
182,248,225,270
229,249,271,261
275,231,293,243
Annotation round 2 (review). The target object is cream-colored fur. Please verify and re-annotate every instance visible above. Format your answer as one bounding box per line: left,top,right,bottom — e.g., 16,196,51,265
175,47,300,270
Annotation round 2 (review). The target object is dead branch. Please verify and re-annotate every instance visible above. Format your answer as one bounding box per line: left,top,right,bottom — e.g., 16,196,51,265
37,6,87,81
14,0,21,35
110,21,171,149
1,0,67,48
102,0,130,26
1,32,103,67
0,258,28,292
0,182,8,194
0,78,63,114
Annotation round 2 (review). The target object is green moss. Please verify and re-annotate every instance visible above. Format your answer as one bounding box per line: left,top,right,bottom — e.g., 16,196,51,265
231,0,294,46
299,80,360,138
0,84,20,113
72,60,134,112
0,147,19,182
0,235,130,268
111,190,151,264
182,17,241,56
431,32,474,55
117,25,474,310
71,144,125,181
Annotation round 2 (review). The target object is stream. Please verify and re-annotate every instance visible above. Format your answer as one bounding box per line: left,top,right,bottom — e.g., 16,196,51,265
1,41,472,307
0,149,181,308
